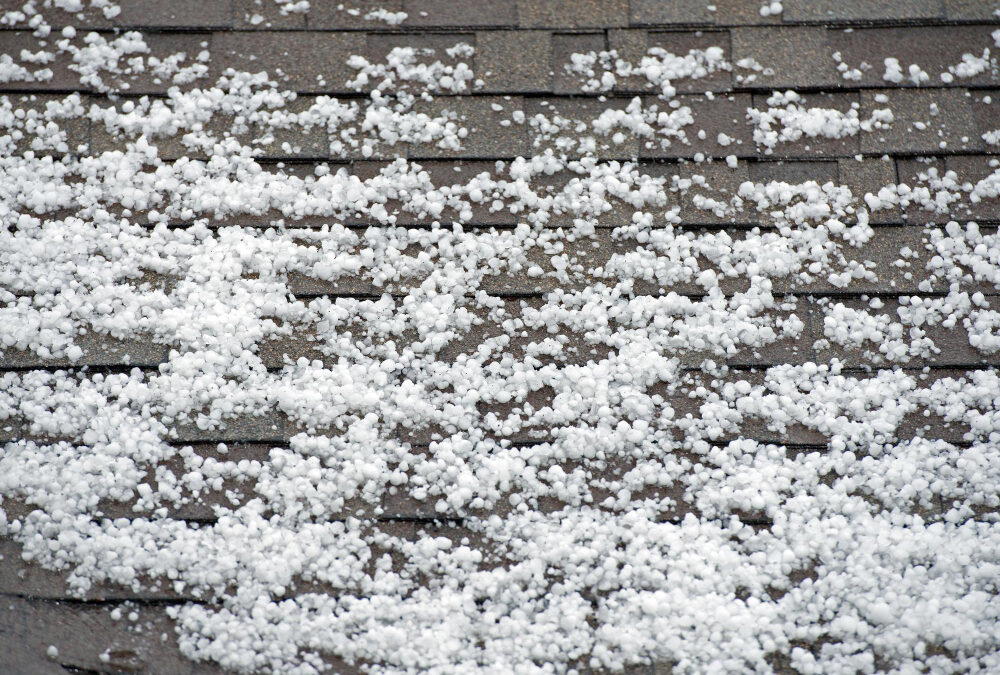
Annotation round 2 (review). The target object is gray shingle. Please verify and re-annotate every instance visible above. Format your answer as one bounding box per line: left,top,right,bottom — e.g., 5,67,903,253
837,157,900,224
605,30,733,95
725,307,818,367
750,92,862,159
860,89,980,154
0,32,83,91
896,157,948,225
525,97,643,159
170,411,290,443
944,156,1000,223
1,94,89,155
646,31,733,94
814,296,997,367
943,0,1000,19
409,96,529,158
639,94,753,160
517,0,628,28
113,33,213,95
731,27,838,90
749,160,838,185
477,31,552,93
552,32,606,95
404,0,518,26
1,594,208,675
0,332,169,369
828,26,1000,89
35,0,232,28
668,159,755,225
711,0,785,25
970,89,1000,145
783,0,945,22
210,31,366,94
629,0,718,25
235,0,307,28
305,0,406,29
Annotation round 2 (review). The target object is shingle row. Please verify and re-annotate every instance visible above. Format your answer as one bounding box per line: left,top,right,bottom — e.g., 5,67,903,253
5,0,995,30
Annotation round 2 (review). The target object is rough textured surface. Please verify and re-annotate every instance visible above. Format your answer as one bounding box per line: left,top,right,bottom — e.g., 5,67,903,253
3,3,1000,674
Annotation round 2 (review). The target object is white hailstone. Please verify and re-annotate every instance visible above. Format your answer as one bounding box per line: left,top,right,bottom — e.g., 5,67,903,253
1,8,1000,675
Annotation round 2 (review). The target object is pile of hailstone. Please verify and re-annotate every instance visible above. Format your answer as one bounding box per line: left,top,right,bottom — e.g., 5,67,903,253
2,1,1000,674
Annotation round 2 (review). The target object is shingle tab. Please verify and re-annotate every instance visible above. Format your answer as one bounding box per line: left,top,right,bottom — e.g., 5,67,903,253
0,32,84,91
552,33,606,95
837,157,900,223
605,30,734,95
629,0,718,25
750,92,862,159
517,0,628,28
404,0,518,26
828,26,1000,89
476,30,552,93
860,89,981,154
1,94,89,155
731,27,838,90
305,0,406,29
0,333,169,369
970,89,1000,145
749,160,839,186
943,0,1000,20
783,0,945,22
639,94,753,160
646,31,733,94
235,0,307,28
526,98,642,159
409,96,529,158
33,0,233,28
210,31,367,94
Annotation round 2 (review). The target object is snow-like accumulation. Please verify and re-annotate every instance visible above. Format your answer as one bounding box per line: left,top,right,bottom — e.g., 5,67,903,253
2,3,1000,674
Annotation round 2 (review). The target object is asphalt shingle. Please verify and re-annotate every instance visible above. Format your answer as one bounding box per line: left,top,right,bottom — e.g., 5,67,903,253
629,0,717,25
552,32,606,95
403,0,518,26
305,0,405,29
837,156,901,223
828,26,1000,89
210,31,366,93
517,0,628,28
943,0,1000,20
783,0,945,22
750,92,862,159
235,0,307,29
639,94,754,160
476,30,552,93
860,88,981,154
409,96,529,158
731,27,838,90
